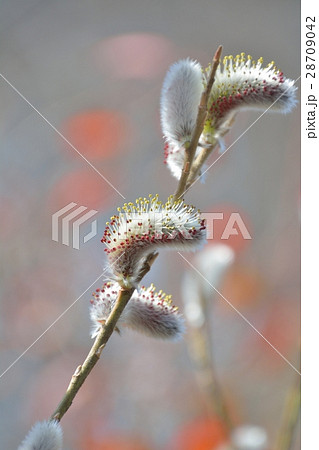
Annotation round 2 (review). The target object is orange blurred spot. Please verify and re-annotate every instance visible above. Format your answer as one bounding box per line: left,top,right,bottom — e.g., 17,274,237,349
257,301,299,359
50,168,120,211
220,264,265,311
170,417,228,450
62,110,130,159
239,298,300,372
94,33,176,80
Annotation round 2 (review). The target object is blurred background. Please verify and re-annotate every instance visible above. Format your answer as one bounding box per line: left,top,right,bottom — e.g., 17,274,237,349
0,0,300,448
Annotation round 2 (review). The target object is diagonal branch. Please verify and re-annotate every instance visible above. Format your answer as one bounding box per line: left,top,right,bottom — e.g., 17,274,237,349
46,45,225,433
51,287,134,422
50,253,158,422
186,286,233,430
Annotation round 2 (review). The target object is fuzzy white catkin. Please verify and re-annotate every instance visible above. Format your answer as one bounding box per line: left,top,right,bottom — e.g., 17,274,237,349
102,195,206,287
165,145,186,179
160,58,203,147
207,55,298,134
18,420,63,450
123,294,185,340
91,282,185,340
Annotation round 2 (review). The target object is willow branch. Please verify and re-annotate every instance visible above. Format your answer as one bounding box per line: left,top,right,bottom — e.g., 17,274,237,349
48,44,223,428
186,287,232,431
50,287,134,422
186,142,218,187
50,253,158,422
174,45,223,201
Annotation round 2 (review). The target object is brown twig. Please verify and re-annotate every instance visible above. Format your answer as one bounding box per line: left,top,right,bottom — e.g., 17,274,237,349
173,45,223,201
187,324,232,430
51,287,135,422
186,286,232,431
186,142,218,186
50,253,158,422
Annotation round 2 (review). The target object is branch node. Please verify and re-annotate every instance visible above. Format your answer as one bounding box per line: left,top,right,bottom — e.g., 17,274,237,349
96,344,106,358
51,413,61,422
183,161,190,174
73,365,82,377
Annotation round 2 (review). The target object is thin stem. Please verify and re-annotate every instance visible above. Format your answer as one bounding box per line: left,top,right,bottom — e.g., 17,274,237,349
186,287,232,431
186,142,218,188
174,45,223,201
50,253,158,422
188,326,232,430
274,349,301,450
51,287,135,422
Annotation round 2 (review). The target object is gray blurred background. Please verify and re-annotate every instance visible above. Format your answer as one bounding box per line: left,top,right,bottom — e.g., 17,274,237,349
0,0,300,449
